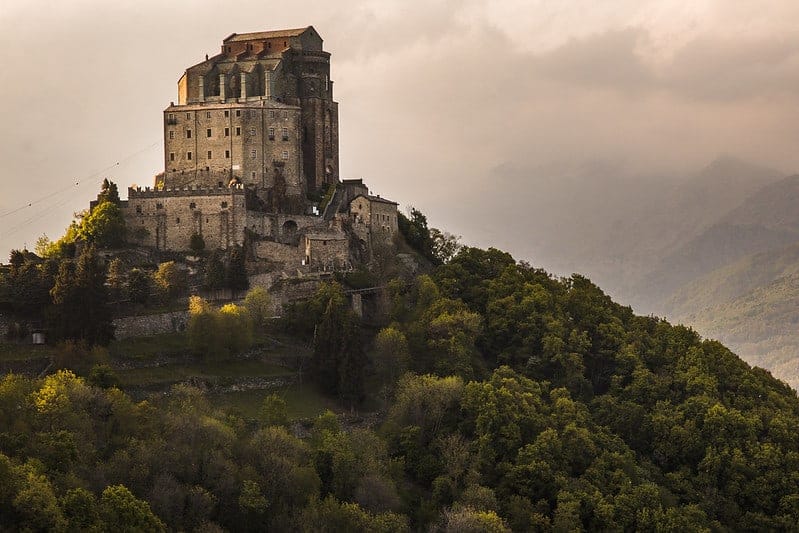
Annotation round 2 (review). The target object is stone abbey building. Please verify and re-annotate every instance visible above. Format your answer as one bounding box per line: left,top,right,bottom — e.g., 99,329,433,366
120,27,397,270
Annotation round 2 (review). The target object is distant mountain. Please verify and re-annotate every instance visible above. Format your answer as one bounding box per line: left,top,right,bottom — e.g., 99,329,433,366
630,172,799,312
671,266,799,389
665,241,799,318
470,157,783,302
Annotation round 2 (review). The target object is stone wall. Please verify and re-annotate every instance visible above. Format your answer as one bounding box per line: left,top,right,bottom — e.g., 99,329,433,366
254,240,304,267
163,102,303,196
304,234,349,268
123,186,246,252
113,310,190,339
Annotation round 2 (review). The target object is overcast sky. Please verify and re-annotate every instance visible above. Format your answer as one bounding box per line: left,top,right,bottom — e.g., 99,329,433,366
3,0,799,265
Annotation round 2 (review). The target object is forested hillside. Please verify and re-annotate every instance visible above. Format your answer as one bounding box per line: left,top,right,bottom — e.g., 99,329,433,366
2,245,799,531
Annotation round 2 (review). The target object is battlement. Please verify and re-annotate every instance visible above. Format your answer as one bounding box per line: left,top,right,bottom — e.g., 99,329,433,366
128,184,245,199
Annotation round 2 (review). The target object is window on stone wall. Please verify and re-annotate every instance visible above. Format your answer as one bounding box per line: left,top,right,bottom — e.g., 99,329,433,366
169,131,174,139
236,110,241,117
156,203,163,209
190,202,196,209
169,153,175,162
176,217,181,224
252,171,256,179
225,150,230,158
282,128,289,141
282,150,289,160
186,112,191,119
268,128,275,140
187,151,192,160
224,127,229,137
236,127,241,136
207,129,212,137
221,201,228,208
270,110,275,118
251,149,257,159
187,129,192,139
206,111,211,118
207,151,212,159
224,110,229,117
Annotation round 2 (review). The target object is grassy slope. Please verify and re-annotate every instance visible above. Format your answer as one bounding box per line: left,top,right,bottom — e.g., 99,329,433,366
109,331,353,421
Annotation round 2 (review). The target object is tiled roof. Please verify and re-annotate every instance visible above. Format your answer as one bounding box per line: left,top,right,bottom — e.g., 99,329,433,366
224,28,311,42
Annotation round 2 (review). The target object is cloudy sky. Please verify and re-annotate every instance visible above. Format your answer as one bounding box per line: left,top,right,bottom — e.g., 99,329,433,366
2,0,799,267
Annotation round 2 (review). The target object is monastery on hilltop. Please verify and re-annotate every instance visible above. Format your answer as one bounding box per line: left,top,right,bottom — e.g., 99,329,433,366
120,27,398,271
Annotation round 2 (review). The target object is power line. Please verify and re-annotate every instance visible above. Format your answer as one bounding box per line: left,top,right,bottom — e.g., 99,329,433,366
0,140,160,220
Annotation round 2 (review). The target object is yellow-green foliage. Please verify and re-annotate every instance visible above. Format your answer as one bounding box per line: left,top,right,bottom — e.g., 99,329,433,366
187,296,254,358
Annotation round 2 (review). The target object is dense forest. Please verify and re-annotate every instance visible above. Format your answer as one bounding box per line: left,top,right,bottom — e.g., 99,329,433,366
2,203,799,531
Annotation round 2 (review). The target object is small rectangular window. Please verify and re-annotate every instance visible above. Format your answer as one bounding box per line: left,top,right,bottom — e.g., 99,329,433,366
206,129,212,137
190,202,196,209
187,151,192,160
224,127,229,137
269,110,275,118
224,110,229,117
206,111,211,118
168,113,175,120
236,110,241,117
186,129,192,139
235,127,241,136
282,150,288,160
169,152,175,161
282,127,289,140
251,149,257,159
186,112,191,119
268,128,275,140
225,150,230,158
169,131,174,139
207,150,212,159
221,201,228,208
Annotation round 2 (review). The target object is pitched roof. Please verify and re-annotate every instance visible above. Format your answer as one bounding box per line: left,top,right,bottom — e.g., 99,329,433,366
350,194,399,206
224,27,311,43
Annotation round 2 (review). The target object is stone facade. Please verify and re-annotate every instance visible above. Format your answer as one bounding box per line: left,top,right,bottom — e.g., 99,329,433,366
115,27,396,271
163,102,303,207
349,194,399,242
176,26,339,194
304,233,349,269
123,185,247,251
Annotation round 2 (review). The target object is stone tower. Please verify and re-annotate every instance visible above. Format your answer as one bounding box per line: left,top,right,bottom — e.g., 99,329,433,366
162,26,339,206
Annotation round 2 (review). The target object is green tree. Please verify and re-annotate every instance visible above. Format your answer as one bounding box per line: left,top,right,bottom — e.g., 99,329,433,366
126,268,151,304
430,228,462,264
204,251,226,291
189,233,205,255
49,245,114,345
244,286,272,329
97,178,121,205
99,485,165,532
398,207,435,262
373,326,410,404
226,245,249,293
153,261,187,302
312,284,366,407
107,257,126,301
79,200,127,248
260,394,289,427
